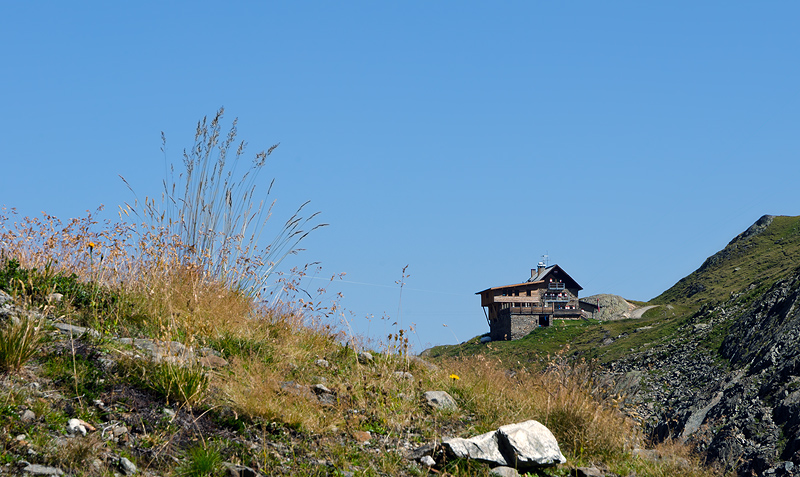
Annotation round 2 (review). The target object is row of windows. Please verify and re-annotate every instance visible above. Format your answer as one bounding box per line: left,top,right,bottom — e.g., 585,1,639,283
500,285,567,297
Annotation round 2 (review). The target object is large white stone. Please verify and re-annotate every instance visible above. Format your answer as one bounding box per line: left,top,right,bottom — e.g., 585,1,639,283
497,420,566,470
441,419,565,471
443,430,507,466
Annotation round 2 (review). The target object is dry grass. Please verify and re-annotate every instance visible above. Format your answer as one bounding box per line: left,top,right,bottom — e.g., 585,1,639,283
0,110,721,476
433,350,635,461
0,315,44,374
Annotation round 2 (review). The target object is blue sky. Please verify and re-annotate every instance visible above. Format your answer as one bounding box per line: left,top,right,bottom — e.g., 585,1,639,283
2,2,798,351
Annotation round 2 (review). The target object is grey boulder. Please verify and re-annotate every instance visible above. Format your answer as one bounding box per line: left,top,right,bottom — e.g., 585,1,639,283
497,420,566,469
489,467,520,477
442,419,565,472
443,430,507,466
23,465,64,476
423,391,457,411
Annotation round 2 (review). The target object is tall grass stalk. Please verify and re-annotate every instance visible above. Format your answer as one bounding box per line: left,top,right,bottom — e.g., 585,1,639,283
122,107,326,298
0,315,43,373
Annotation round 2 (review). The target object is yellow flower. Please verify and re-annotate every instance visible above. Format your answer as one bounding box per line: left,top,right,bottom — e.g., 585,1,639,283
449,374,460,381
88,242,96,249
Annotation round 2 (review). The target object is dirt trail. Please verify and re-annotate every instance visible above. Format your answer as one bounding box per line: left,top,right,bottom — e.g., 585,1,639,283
630,305,659,318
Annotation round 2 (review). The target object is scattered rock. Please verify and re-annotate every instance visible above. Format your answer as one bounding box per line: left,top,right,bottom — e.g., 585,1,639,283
46,293,63,303
198,347,221,357
0,289,12,305
20,409,36,423
67,418,87,436
23,464,64,476
693,323,711,332
442,420,565,472
352,431,371,443
407,443,436,461
443,429,507,466
393,371,413,380
315,358,330,368
317,395,337,406
572,466,605,477
198,355,229,368
118,457,137,475
423,391,457,411
490,467,520,477
52,322,101,339
357,351,373,364
223,463,264,477
280,381,315,401
497,420,566,469
419,455,436,467
312,384,337,406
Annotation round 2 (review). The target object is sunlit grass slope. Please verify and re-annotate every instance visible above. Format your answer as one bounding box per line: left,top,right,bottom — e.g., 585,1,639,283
0,110,721,476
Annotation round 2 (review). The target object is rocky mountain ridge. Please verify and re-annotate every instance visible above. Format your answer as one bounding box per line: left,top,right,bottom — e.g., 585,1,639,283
607,215,800,477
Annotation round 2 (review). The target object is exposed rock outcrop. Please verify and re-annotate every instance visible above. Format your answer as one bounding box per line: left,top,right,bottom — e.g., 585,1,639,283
610,263,800,477
580,294,637,321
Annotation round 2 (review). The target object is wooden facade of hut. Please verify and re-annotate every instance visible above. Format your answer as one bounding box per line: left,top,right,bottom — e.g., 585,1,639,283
476,263,583,341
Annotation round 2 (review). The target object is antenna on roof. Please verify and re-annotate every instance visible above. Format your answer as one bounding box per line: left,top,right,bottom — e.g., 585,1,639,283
542,253,550,266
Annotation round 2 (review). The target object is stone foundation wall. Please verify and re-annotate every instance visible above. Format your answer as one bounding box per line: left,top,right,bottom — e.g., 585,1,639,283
490,313,544,341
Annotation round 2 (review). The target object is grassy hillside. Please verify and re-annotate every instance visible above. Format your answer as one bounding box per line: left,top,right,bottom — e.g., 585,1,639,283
0,217,717,477
425,305,692,367
430,215,800,369
653,215,800,306
0,113,723,476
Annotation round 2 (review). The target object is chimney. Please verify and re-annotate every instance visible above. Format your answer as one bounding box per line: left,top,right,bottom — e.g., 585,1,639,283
537,261,546,276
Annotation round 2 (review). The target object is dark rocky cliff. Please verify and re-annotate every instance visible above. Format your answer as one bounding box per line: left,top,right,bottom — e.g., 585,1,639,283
608,216,800,477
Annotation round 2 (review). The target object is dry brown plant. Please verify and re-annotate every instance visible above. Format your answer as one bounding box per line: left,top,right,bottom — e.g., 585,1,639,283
436,351,638,461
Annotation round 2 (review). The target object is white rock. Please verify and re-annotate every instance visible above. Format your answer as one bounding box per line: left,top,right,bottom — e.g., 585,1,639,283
393,371,414,380
46,293,63,303
21,410,36,422
118,457,137,475
0,290,12,305
423,391,458,411
497,420,566,469
489,467,520,477
315,358,330,368
443,430,507,466
67,418,87,436
311,384,332,395
420,455,436,467
441,420,565,471
23,464,64,476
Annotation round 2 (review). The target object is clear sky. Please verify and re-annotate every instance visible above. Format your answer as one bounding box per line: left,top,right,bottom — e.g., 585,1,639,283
2,2,798,351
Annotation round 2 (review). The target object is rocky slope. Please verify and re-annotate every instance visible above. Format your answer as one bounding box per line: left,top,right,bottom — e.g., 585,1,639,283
606,216,800,477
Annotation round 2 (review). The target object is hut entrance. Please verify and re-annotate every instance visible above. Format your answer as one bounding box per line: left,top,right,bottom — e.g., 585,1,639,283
539,315,550,327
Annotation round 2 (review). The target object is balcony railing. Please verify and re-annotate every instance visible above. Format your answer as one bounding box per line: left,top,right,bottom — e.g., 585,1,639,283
548,282,565,290
497,302,581,316
543,294,569,302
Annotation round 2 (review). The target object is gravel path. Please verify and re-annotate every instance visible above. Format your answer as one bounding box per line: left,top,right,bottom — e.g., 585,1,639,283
630,305,659,318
